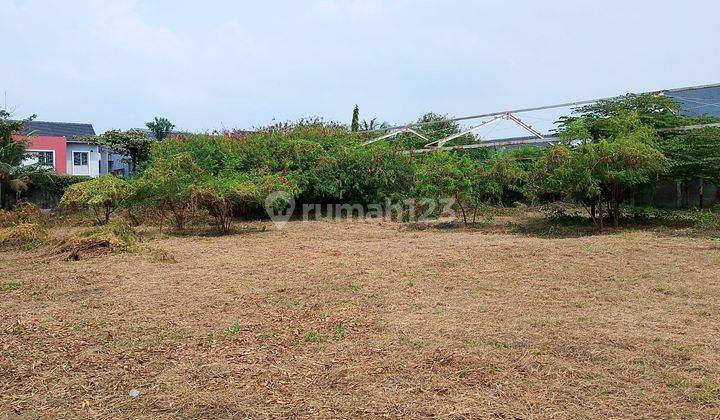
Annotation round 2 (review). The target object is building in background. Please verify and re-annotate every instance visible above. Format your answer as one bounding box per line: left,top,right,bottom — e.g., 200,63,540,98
16,121,130,177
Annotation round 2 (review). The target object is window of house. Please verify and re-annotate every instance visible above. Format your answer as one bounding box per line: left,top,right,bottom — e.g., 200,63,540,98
36,151,54,167
73,151,89,166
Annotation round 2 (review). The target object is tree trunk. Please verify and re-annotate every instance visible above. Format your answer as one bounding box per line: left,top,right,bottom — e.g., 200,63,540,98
699,179,704,209
159,210,165,234
612,185,620,229
597,197,604,233
455,193,467,225
676,180,682,209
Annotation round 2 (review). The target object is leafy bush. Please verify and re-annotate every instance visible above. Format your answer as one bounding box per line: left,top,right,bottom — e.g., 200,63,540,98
58,111,706,234
129,125,415,232
133,151,202,231
414,151,501,225
25,173,90,207
60,175,133,225
192,173,300,234
693,209,720,231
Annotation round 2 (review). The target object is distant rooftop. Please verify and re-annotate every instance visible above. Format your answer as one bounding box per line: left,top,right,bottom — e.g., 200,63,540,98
19,121,96,142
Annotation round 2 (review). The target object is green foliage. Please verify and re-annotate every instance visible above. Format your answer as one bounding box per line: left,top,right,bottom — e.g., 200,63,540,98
486,150,528,204
192,173,300,234
60,175,133,224
417,112,474,145
134,146,205,231
533,113,668,229
558,93,687,137
358,118,388,132
146,117,175,141
657,127,720,184
81,108,708,234
0,282,21,292
414,151,500,225
25,173,89,206
396,112,476,149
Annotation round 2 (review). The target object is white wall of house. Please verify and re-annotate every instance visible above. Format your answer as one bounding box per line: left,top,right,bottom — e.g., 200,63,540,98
66,142,102,177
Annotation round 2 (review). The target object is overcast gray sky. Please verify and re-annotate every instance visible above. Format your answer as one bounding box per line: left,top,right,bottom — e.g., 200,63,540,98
2,0,719,135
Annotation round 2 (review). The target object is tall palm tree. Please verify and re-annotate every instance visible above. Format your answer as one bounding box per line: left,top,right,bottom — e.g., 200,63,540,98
0,110,40,209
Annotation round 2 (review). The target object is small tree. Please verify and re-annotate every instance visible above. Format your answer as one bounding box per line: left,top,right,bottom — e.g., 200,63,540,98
193,173,300,234
91,129,155,174
146,117,175,141
61,175,133,224
558,93,687,136
351,105,360,132
487,151,527,205
134,152,203,232
532,114,668,230
414,152,500,225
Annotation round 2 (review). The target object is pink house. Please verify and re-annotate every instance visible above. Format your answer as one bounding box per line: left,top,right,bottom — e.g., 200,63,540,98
17,121,108,177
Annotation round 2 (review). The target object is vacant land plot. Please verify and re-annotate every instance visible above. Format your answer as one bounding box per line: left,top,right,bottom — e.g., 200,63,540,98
1,220,720,418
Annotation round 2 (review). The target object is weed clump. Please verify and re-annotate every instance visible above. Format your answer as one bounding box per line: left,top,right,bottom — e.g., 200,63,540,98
0,223,48,250
54,220,141,260
0,202,46,228
0,203,49,249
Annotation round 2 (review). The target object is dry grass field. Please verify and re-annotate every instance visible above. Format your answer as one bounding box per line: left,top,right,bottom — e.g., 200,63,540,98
2,219,720,418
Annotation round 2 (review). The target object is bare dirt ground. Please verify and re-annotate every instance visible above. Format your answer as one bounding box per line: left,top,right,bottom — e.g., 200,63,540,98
2,219,720,418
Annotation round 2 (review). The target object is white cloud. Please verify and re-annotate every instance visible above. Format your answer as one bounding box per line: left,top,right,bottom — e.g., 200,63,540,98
86,0,186,63
313,0,385,17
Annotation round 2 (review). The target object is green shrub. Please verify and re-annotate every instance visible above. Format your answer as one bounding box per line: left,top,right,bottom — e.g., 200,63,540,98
692,209,720,231
26,173,90,206
192,173,300,234
413,151,501,225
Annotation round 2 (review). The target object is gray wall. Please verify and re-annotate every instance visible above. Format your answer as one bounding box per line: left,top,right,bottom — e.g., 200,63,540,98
636,179,718,209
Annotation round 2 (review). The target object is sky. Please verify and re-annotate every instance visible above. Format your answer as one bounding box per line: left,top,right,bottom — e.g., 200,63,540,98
1,0,719,137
